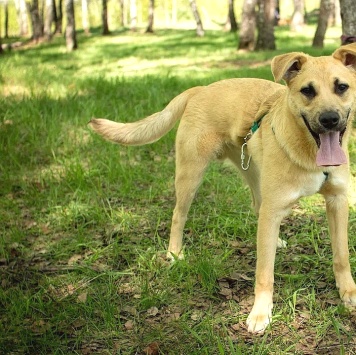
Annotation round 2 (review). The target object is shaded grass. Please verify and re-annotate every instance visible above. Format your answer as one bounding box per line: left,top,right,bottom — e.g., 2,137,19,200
1,28,356,354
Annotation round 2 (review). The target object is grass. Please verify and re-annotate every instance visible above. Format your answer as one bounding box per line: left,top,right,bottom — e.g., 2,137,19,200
1,26,356,354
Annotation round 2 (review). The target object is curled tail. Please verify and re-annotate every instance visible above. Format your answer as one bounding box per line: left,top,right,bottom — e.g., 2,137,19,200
89,86,202,146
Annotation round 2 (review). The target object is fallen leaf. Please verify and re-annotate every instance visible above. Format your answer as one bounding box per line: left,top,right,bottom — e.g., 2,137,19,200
147,307,159,317
68,254,82,265
77,292,88,303
143,341,160,355
124,320,134,331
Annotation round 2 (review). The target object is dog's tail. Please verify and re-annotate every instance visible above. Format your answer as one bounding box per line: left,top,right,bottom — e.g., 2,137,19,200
88,86,202,146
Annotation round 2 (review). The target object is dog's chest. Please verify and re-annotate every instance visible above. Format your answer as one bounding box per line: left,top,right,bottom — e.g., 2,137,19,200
299,172,328,197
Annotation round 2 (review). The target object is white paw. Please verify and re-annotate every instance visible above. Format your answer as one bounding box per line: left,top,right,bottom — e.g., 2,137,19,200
341,288,356,306
246,303,272,333
166,250,184,262
277,237,287,249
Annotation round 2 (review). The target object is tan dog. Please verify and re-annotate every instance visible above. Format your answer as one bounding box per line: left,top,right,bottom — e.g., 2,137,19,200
89,44,356,333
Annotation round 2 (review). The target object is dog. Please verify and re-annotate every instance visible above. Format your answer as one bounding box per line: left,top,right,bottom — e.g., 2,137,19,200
89,43,356,333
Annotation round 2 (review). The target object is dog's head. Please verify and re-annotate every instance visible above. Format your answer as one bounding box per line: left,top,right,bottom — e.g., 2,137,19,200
271,44,356,166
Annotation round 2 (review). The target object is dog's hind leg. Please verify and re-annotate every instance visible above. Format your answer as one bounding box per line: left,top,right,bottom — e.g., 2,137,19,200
167,129,223,260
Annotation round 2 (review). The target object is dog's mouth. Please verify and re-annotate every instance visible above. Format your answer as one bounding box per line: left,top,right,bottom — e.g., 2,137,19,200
301,114,347,167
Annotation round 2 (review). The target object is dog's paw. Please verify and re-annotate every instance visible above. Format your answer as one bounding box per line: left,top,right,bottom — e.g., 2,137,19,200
277,237,287,249
341,288,356,306
246,304,272,333
166,250,184,262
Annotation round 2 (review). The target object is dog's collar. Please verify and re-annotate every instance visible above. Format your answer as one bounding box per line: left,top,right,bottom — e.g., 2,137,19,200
251,113,267,133
241,113,268,170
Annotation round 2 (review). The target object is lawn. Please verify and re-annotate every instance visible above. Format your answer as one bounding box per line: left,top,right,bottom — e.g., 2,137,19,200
1,27,356,354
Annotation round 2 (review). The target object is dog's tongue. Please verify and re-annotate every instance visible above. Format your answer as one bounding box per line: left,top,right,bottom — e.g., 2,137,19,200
316,131,347,166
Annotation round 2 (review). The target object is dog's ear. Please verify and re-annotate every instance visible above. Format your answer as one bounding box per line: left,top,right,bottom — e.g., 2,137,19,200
271,53,308,83
333,43,356,70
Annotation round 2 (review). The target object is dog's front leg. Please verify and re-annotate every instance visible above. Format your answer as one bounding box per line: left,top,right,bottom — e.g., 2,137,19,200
246,204,285,333
325,193,356,305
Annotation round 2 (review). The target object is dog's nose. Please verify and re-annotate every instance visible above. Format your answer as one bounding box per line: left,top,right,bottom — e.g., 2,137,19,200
319,111,339,130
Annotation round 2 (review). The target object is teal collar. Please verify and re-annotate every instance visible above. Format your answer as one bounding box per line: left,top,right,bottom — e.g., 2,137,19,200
251,113,267,133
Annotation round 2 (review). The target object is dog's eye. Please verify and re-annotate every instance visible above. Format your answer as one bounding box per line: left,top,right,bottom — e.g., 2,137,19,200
335,83,349,95
300,86,316,98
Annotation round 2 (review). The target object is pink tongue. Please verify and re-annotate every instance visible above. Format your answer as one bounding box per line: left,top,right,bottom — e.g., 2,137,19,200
316,132,347,166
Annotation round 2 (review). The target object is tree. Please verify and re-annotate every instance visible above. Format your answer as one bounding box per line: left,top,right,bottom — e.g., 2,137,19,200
189,0,204,37
119,0,125,27
312,0,332,48
65,0,77,50
4,1,9,38
54,0,63,34
14,0,28,36
290,0,304,32
82,0,90,35
339,0,356,44
102,0,110,35
27,0,43,41
146,0,155,33
238,0,257,50
255,0,276,50
130,0,137,31
226,0,238,32
44,0,55,40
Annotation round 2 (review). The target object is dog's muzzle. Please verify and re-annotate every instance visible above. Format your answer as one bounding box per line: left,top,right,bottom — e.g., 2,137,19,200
301,111,348,167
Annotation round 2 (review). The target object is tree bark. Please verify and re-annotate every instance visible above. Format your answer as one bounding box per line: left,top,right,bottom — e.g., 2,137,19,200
27,0,43,41
189,0,204,37
290,0,304,32
330,0,341,26
14,0,29,36
255,0,276,50
312,0,332,48
44,0,54,40
145,0,155,33
65,0,77,50
54,0,63,34
238,0,257,50
102,0,110,35
130,0,137,31
82,0,90,34
226,0,238,32
119,0,124,27
339,0,356,44
4,1,9,38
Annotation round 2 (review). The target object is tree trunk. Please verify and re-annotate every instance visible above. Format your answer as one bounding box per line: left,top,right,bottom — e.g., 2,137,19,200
130,0,137,31
4,1,9,38
290,0,304,32
145,0,155,33
54,0,63,34
119,0,124,27
189,0,204,37
255,0,276,50
65,0,77,50
330,0,341,27
238,0,257,50
339,0,356,44
226,0,238,32
44,0,54,40
27,0,44,41
14,0,29,36
82,0,90,34
102,0,110,35
312,0,332,48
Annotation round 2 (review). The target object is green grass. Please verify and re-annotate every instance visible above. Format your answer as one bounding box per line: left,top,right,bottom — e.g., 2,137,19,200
1,27,356,354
